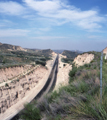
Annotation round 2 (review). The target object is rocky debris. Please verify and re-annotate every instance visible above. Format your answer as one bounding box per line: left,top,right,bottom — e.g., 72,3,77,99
73,53,94,67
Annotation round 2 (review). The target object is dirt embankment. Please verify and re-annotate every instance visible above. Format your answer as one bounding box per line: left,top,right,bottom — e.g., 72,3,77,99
0,65,32,83
74,53,94,67
54,54,72,90
0,66,48,113
0,53,57,114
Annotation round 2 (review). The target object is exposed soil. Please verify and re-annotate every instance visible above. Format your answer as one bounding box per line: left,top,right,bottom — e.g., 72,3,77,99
0,65,32,83
74,53,94,67
54,54,72,90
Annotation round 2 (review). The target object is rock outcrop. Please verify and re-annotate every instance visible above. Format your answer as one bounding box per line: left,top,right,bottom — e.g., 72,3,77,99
103,47,107,54
74,53,94,67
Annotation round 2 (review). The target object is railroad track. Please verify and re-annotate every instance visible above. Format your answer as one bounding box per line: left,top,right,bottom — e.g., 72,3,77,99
34,54,59,100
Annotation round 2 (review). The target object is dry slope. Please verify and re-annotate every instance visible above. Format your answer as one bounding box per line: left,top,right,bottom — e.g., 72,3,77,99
74,53,94,67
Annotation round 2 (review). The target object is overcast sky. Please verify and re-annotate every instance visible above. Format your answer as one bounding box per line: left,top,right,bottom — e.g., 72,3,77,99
0,0,107,51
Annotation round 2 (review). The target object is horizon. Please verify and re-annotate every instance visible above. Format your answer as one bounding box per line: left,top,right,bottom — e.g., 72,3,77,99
0,0,107,51
0,41,103,52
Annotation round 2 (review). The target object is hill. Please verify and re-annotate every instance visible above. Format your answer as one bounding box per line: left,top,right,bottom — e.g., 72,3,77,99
53,50,83,54
0,43,53,68
0,42,26,51
53,50,64,54
27,48,53,57
62,50,80,58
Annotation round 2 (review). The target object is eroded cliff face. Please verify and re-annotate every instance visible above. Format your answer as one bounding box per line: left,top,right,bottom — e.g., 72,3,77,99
73,53,94,67
0,65,32,83
0,66,48,113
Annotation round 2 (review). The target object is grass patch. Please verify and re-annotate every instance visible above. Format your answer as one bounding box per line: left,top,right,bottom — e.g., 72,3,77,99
21,103,41,120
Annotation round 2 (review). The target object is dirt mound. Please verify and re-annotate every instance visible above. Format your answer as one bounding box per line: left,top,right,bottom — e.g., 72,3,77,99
74,53,94,67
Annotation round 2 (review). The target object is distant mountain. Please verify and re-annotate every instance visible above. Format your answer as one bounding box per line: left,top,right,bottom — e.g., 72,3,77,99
62,50,81,58
71,50,83,54
27,48,53,57
26,48,41,52
0,42,27,51
53,49,83,54
37,49,53,56
53,50,64,54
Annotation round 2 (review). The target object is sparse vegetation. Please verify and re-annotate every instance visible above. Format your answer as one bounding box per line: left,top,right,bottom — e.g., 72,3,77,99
20,103,41,120
62,50,80,59
61,50,81,64
0,49,52,68
61,57,73,64
18,51,107,120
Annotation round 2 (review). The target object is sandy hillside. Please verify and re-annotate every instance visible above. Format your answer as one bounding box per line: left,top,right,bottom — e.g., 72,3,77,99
74,53,94,67
54,54,72,91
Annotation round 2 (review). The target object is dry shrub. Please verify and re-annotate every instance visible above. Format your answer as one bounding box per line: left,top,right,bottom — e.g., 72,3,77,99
37,90,79,119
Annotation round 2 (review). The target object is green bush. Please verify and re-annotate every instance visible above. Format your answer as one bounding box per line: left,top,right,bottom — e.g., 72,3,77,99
78,81,89,93
21,103,41,120
48,91,59,103
36,60,46,66
5,83,9,87
69,67,77,80
61,58,73,63
63,64,66,67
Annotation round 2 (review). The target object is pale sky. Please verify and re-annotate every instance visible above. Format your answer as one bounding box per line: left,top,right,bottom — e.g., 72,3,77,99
0,0,107,51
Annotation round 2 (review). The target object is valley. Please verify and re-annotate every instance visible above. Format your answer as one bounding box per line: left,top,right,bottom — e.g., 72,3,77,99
0,43,107,120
